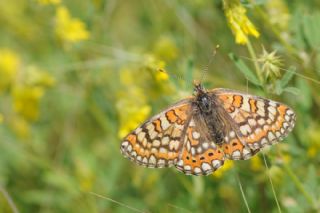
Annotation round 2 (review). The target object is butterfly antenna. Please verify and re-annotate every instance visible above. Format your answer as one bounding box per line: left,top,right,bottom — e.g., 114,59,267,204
200,45,220,84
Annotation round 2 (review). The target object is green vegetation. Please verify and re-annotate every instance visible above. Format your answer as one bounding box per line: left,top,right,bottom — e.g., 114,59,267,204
0,0,319,212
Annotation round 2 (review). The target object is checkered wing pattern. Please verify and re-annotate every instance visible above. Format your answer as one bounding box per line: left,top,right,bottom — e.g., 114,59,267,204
120,99,192,168
175,114,225,175
212,88,296,160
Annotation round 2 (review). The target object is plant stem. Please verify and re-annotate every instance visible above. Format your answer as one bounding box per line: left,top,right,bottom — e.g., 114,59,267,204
246,39,264,84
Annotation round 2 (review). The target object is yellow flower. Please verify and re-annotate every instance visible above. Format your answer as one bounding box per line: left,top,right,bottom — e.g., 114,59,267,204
118,104,151,138
250,155,263,171
155,69,169,82
37,0,61,5
144,55,166,73
212,160,234,178
0,113,3,123
12,85,44,121
55,6,90,43
117,68,151,138
223,0,260,44
0,49,20,92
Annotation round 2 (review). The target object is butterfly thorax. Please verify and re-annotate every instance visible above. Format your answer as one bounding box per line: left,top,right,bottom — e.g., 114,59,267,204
194,85,225,146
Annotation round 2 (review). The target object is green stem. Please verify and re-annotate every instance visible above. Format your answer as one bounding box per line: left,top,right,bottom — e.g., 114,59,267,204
282,163,316,209
246,39,264,85
262,154,282,213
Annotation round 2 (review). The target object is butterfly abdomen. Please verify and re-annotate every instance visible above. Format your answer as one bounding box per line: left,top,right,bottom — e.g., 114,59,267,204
196,93,225,146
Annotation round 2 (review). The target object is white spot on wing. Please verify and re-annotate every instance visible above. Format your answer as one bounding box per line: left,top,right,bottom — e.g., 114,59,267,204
248,119,257,126
201,163,211,171
160,116,170,130
212,160,221,168
149,155,156,165
137,132,146,142
241,97,250,111
268,106,276,115
161,137,169,145
194,167,201,174
192,131,200,139
268,132,276,141
240,124,251,135
232,150,241,159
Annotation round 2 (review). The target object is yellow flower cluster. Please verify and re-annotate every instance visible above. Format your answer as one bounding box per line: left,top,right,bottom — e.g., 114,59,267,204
223,0,260,44
143,55,168,82
37,0,61,5
0,49,20,93
250,155,263,171
117,68,151,138
55,6,90,43
13,66,55,122
0,48,55,137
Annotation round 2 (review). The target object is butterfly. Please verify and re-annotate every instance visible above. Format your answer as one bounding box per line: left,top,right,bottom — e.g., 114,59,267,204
120,82,296,176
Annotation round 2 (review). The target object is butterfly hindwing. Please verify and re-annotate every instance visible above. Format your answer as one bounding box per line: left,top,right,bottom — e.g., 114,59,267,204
175,113,225,176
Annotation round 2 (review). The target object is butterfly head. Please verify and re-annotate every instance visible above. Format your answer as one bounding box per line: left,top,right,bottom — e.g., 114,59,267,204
193,80,212,112
193,80,206,95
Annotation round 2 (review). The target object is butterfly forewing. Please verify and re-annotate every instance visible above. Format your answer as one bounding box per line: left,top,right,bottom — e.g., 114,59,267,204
120,99,192,168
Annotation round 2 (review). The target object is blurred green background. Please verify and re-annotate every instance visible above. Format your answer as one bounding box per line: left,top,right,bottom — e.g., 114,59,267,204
0,0,319,212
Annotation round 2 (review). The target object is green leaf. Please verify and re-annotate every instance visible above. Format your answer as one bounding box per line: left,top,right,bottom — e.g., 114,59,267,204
274,80,283,95
303,12,320,49
229,53,261,86
284,87,300,96
280,66,296,88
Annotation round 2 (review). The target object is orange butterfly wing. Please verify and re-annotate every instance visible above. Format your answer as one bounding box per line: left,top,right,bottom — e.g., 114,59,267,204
120,99,192,168
212,88,296,159
175,114,225,176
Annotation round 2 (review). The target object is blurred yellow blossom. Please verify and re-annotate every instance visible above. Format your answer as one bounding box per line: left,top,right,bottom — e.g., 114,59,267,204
37,0,61,5
155,69,169,82
223,0,260,44
117,68,151,138
144,55,166,73
212,160,234,178
153,36,179,61
12,66,54,121
0,113,3,123
0,49,20,92
12,85,44,121
118,104,151,138
306,124,320,158
250,155,263,171
55,6,90,43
